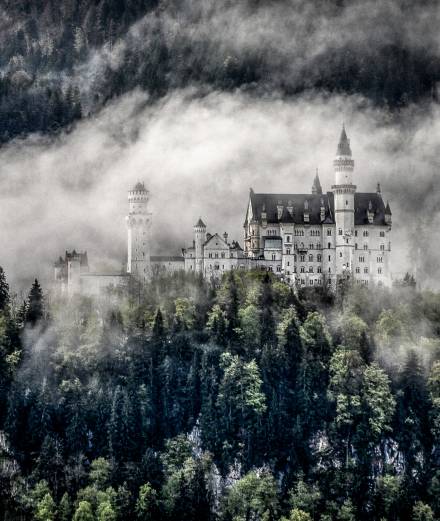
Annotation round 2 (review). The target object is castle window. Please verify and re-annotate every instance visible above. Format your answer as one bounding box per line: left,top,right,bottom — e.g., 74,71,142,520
309,280,313,285
300,266,305,273
215,253,219,258
309,266,313,273
317,254,322,262
377,257,383,263
364,267,369,274
363,230,369,237
293,254,297,262
363,244,368,250
328,255,331,261
380,231,385,237
309,243,314,249
339,252,342,258
300,255,305,262
378,267,382,274
328,267,331,273
338,229,343,235
277,266,281,272
287,261,290,266
221,252,225,258
286,236,291,243
355,230,358,237
309,254,313,262
355,243,358,249
359,256,365,262
294,267,297,273
272,254,276,261
327,229,332,236
317,266,322,273
346,200,348,205
286,249,291,255
356,267,360,273
209,253,212,258
268,266,273,272
317,243,321,249
380,244,385,250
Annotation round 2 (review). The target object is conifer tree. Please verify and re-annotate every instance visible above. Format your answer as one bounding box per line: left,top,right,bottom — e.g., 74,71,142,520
25,279,44,326
0,267,10,312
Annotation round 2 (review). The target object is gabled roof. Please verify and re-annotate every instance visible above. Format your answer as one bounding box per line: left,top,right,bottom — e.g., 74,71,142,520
249,191,334,225
204,233,228,248
354,193,388,225
248,190,390,226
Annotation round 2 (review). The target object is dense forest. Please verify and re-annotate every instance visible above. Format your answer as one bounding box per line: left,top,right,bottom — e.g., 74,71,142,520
0,0,439,142
0,266,439,520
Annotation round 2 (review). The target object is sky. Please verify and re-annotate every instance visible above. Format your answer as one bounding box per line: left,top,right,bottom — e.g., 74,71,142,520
1,0,440,293
1,87,440,292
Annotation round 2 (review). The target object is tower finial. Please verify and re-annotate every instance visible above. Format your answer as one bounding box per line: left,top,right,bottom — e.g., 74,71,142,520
312,168,322,195
337,123,352,156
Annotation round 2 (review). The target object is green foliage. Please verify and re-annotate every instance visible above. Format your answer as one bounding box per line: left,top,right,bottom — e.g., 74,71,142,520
136,483,158,521
412,501,434,521
73,501,95,521
222,470,280,521
1,271,439,519
35,492,56,521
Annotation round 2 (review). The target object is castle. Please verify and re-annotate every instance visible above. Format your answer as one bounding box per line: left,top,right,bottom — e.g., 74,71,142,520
54,126,392,295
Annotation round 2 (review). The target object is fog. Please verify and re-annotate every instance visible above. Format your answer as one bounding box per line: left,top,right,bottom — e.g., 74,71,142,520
0,87,439,292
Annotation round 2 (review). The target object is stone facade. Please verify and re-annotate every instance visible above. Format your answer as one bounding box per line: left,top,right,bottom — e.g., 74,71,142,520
242,126,392,288
54,127,392,295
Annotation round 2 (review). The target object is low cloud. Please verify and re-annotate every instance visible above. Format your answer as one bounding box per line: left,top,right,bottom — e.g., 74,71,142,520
0,88,439,292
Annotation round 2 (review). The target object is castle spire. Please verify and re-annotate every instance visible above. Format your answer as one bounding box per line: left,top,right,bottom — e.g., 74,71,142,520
336,123,352,157
312,168,322,195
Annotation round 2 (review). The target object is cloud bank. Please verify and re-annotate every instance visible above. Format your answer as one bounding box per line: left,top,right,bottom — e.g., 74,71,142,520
0,88,439,292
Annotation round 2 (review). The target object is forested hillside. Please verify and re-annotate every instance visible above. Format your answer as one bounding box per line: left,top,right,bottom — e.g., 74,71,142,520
0,267,439,520
0,0,439,142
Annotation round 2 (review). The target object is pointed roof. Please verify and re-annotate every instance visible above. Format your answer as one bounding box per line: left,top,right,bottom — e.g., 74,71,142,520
311,170,323,194
194,217,206,228
336,124,352,156
385,201,392,215
133,181,147,192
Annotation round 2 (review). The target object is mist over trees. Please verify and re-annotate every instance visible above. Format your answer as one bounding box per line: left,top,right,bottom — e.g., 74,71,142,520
0,268,439,520
0,0,439,142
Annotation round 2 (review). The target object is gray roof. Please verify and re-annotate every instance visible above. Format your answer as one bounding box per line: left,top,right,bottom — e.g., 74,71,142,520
151,255,184,262
247,191,390,226
337,125,352,156
194,218,206,228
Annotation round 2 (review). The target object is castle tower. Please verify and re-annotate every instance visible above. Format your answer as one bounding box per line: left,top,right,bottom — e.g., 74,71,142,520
126,182,152,282
194,218,206,273
332,125,356,277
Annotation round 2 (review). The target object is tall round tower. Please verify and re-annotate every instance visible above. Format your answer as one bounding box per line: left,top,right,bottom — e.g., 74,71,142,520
126,182,152,282
194,218,206,274
332,125,356,277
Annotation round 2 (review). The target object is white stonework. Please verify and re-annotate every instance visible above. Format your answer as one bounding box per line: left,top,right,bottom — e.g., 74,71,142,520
242,126,392,288
126,182,152,282
54,127,392,295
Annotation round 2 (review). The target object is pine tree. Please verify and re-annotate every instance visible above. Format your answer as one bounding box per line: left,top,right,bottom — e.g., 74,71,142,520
0,266,10,312
260,273,276,346
25,279,44,326
152,308,164,340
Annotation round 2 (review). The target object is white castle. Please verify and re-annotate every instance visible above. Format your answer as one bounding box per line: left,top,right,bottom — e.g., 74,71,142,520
54,127,392,295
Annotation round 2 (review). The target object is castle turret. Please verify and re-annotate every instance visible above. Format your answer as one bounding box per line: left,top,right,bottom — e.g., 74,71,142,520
332,125,356,277
126,182,152,282
312,169,323,194
194,218,206,273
